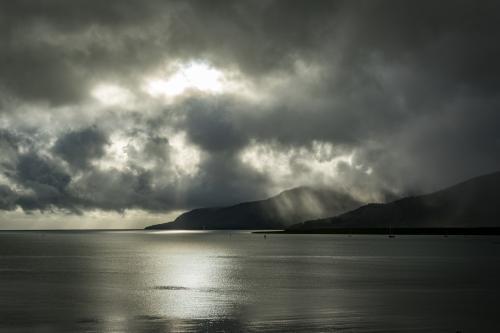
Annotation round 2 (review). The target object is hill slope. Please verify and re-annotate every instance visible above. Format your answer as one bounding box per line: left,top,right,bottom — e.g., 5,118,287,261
288,171,500,231
145,187,363,230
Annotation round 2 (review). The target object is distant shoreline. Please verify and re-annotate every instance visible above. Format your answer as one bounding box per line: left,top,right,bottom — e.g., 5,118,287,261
254,227,500,235
1,228,499,235
0,229,142,232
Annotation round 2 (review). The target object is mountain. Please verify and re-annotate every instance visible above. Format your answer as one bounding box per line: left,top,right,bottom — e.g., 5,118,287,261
145,187,363,230
288,171,500,232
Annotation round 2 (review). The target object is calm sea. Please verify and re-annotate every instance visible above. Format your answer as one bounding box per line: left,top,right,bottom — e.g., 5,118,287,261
0,231,499,332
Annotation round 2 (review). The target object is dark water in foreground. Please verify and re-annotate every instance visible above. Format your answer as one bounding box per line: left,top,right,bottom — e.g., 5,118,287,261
0,231,499,332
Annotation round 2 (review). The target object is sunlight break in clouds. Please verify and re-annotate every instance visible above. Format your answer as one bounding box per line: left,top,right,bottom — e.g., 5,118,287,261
91,84,133,106
144,62,227,98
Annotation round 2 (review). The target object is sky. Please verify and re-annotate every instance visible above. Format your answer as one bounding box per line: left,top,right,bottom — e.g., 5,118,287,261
0,0,499,229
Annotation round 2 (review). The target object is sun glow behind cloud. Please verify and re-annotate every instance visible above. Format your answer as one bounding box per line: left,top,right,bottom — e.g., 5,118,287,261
90,61,245,108
91,84,132,105
144,62,227,98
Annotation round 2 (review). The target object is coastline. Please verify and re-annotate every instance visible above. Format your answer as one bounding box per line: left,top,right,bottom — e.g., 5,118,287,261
253,227,500,235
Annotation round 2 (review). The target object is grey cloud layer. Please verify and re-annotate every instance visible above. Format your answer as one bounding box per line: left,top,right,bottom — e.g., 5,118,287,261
53,127,108,169
1,1,500,216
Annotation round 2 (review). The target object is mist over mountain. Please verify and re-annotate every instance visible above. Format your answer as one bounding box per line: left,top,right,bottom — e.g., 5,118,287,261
145,186,362,230
288,171,500,231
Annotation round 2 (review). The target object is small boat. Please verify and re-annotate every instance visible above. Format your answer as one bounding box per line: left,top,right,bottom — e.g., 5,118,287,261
388,225,395,238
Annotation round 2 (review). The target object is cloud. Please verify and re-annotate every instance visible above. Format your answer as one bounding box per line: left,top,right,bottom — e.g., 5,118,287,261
181,97,249,153
0,185,17,210
53,126,108,169
11,153,74,212
0,1,500,224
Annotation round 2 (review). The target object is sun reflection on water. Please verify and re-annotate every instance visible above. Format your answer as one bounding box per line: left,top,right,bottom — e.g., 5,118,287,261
146,239,236,320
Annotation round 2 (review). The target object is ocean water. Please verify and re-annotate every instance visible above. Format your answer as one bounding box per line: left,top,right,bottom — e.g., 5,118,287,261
0,231,499,332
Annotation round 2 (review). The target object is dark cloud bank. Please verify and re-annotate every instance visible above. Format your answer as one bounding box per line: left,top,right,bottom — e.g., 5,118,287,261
0,0,499,221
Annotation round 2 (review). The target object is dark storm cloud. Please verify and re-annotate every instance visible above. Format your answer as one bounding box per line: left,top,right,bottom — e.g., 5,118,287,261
0,0,170,105
1,0,499,103
16,154,70,191
53,126,108,169
11,153,74,212
0,185,17,210
182,151,269,207
1,0,500,217
0,0,342,105
73,168,162,212
181,98,249,153
0,125,268,213
0,129,28,171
